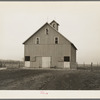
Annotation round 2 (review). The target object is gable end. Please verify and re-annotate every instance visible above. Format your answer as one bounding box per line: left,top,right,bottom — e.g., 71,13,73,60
23,21,77,50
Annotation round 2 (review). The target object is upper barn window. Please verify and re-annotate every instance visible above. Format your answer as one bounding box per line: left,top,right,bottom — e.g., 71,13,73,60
45,29,48,35
54,37,59,44
35,37,40,44
53,24,55,28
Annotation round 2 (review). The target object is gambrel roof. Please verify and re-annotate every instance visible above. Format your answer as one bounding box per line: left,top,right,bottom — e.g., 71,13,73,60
23,21,77,50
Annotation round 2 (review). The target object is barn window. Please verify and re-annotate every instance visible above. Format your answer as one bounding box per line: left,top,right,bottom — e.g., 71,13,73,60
64,56,70,62
25,56,30,61
54,37,59,44
53,24,55,28
35,37,40,44
46,29,48,35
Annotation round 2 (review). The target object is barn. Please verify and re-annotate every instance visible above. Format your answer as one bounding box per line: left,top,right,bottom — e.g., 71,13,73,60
23,20,77,69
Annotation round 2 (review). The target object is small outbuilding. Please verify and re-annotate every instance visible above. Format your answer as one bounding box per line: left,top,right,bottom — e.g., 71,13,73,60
23,20,77,69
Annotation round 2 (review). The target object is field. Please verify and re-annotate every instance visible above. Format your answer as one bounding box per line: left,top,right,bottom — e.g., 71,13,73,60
0,68,100,90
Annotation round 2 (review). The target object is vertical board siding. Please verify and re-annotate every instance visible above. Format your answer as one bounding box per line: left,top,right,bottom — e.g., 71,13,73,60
25,44,71,57
70,46,77,69
71,46,76,62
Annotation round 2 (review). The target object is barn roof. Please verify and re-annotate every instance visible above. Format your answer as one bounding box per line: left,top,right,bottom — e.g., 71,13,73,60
23,21,77,50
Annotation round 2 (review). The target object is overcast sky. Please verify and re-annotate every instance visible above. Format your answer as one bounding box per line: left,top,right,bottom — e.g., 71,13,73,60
0,1,100,64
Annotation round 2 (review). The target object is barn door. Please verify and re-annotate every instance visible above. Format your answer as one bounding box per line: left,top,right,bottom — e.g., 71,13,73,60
25,61,30,67
64,62,70,69
42,57,51,68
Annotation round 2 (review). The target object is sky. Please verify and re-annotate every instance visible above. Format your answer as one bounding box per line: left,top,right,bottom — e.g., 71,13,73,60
0,1,100,64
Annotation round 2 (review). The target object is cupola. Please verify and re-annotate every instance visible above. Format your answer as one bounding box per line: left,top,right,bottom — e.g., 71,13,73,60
50,20,59,31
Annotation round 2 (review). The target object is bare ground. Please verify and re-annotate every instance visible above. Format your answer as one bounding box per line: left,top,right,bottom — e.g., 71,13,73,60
0,69,100,90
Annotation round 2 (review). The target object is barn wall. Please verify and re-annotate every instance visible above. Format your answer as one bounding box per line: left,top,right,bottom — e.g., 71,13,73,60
25,44,71,68
25,45,70,57
30,57,42,68
71,46,76,62
70,46,77,69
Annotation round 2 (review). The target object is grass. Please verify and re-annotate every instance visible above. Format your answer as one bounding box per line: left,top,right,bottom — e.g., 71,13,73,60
0,68,100,90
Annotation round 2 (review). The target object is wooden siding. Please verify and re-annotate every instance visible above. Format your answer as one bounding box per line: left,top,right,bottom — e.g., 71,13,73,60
25,44,70,56
71,45,76,62
70,45,77,69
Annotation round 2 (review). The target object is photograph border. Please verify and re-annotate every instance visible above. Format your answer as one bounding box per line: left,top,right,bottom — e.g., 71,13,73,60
0,0,100,99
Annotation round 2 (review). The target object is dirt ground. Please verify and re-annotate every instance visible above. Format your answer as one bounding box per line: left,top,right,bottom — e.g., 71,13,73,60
0,68,100,90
